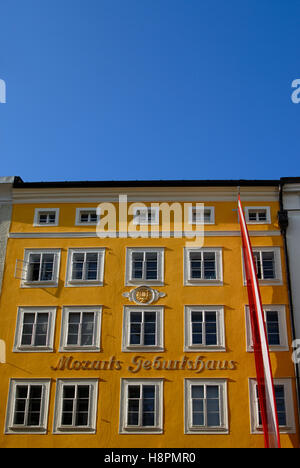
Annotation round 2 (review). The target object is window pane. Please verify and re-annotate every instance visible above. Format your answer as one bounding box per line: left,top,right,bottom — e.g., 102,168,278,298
39,254,54,281
127,385,140,426
205,312,217,346
203,253,216,279
72,253,84,280
142,386,155,426
67,313,80,345
145,253,158,280
190,252,202,279
81,313,95,346
192,385,204,399
62,386,75,426
266,311,280,346
130,311,142,345
275,385,287,426
13,386,28,425
85,253,98,280
21,313,35,345
28,254,41,281
132,253,143,279
27,386,42,426
144,312,156,346
262,252,275,279
76,386,90,426
34,313,49,346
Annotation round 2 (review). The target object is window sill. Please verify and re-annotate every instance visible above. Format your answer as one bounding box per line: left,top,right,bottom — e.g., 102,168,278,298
122,346,165,353
7,426,47,434
66,280,103,287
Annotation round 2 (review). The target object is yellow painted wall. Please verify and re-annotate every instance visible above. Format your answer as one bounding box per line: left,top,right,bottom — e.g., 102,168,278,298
0,199,299,448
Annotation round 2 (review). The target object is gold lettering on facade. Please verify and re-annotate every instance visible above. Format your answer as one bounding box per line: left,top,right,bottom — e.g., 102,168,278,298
51,355,238,372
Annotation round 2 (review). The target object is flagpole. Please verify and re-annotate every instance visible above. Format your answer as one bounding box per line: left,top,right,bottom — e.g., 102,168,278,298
238,194,281,448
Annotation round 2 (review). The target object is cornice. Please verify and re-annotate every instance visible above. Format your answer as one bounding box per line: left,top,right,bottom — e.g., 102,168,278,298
12,185,279,204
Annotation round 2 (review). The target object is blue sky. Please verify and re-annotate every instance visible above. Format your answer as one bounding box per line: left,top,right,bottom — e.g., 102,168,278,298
0,0,300,182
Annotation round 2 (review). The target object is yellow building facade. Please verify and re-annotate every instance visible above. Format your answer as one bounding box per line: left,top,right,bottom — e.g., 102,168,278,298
0,180,299,448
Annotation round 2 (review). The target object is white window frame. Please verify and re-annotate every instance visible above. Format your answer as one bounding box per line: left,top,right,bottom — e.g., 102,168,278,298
184,306,225,352
119,378,164,434
33,208,59,227
245,305,289,352
13,307,57,353
53,379,98,434
242,247,282,286
122,306,164,352
75,208,99,226
132,207,159,226
184,379,228,434
5,379,51,434
244,206,271,224
189,206,215,225
125,247,164,286
184,247,223,286
20,249,61,288
59,306,102,352
249,378,296,434
65,248,105,287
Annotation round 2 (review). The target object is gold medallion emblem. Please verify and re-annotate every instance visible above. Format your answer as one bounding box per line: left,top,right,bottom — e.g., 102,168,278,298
134,286,153,304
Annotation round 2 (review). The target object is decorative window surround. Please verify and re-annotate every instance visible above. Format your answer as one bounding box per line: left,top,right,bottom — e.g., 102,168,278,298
184,248,223,286
242,247,282,286
75,208,99,226
184,379,228,434
189,206,215,225
122,306,164,352
13,307,57,353
119,378,164,434
125,248,164,286
5,379,51,434
33,208,59,227
244,207,271,224
245,305,289,352
65,248,105,287
19,249,61,288
132,207,159,226
53,379,99,434
59,306,102,352
249,378,296,434
184,306,225,352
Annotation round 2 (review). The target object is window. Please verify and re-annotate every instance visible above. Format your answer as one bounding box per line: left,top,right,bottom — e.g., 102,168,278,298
184,379,228,434
125,248,164,285
133,207,159,225
53,379,98,434
189,206,215,225
122,306,164,352
119,379,163,434
184,248,223,285
184,306,225,351
60,307,102,351
34,208,59,226
75,208,99,225
65,248,105,286
5,379,51,434
245,207,271,224
21,249,61,287
243,247,282,285
245,305,288,352
249,379,296,434
14,307,57,352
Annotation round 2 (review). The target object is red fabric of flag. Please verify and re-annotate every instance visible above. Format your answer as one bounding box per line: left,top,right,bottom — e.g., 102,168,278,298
238,195,281,448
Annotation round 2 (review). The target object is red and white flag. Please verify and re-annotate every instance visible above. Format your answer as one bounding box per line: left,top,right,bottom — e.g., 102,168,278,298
238,195,281,448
